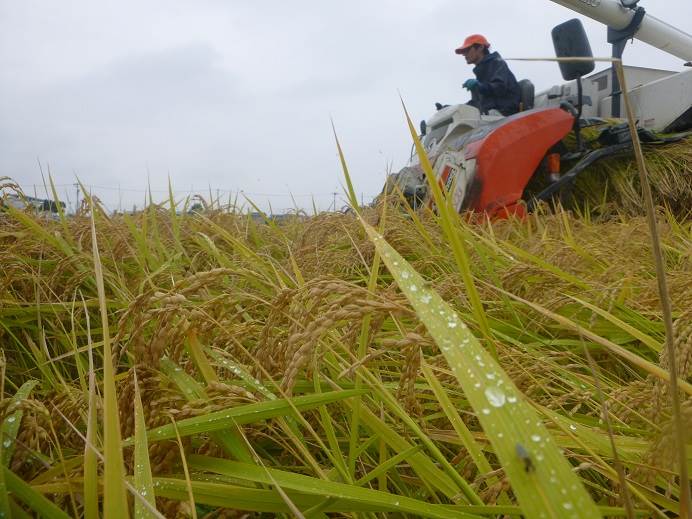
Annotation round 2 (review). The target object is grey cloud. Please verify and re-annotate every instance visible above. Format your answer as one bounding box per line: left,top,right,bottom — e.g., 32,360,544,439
1,1,690,212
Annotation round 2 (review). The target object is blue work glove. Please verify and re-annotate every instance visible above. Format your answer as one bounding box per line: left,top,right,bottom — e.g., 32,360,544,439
463,78,479,90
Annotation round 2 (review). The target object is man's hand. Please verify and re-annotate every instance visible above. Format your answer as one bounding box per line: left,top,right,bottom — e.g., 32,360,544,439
463,78,479,90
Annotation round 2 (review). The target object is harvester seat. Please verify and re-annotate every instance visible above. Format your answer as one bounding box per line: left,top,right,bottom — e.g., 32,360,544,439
518,79,535,111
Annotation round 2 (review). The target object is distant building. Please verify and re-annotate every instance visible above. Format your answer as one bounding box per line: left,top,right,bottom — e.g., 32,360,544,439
248,211,306,224
1,194,66,215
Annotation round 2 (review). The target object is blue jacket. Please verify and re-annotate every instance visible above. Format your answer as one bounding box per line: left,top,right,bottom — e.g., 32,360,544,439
468,52,521,116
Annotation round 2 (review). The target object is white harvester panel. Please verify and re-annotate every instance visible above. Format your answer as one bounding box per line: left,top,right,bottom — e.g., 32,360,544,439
535,66,692,131
599,68,692,130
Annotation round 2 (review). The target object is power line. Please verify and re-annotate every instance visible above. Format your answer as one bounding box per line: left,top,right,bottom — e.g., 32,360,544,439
12,183,379,199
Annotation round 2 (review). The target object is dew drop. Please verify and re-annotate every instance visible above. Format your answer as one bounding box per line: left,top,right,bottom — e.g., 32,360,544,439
474,382,481,389
481,408,491,415
410,285,418,292
2,439,11,448
6,416,15,424
569,424,577,431
485,373,495,380
563,502,574,510
401,271,410,279
484,386,506,408
507,395,517,404
421,294,432,304
531,434,541,442
447,321,458,328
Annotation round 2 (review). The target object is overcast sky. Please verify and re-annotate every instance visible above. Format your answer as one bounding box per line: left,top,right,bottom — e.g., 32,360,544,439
1,0,690,213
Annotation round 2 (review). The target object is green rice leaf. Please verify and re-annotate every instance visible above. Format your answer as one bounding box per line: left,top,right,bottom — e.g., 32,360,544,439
421,363,493,477
159,357,254,462
205,351,277,401
188,455,484,519
3,467,71,519
353,402,460,499
359,219,603,518
133,370,158,518
489,283,692,395
0,455,10,519
83,295,99,519
124,390,366,445
331,119,359,211
1,380,38,466
566,295,662,353
90,205,129,518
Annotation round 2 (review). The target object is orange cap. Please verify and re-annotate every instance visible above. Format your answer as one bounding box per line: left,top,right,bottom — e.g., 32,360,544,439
455,34,490,54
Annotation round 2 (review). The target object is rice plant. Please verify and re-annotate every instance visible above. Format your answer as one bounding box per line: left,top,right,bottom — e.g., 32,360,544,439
0,160,690,518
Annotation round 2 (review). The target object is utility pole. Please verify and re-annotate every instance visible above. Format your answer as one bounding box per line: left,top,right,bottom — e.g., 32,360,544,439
74,183,80,214
332,192,338,212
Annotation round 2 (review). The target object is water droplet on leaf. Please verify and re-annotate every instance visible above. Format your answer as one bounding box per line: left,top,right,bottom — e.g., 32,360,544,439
484,386,506,408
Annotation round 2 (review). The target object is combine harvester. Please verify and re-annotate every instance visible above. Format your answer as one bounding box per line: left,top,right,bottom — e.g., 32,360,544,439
386,0,692,218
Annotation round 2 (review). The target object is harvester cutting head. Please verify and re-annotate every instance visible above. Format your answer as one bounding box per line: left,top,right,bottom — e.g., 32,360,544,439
383,104,578,218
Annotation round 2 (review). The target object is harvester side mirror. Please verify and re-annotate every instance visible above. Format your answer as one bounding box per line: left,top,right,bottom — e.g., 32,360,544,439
551,19,595,81
420,120,427,136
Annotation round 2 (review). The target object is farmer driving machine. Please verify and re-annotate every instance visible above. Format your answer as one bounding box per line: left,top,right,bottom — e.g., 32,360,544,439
384,0,692,218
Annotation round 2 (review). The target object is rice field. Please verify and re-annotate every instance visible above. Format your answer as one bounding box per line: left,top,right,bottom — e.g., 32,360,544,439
0,139,691,519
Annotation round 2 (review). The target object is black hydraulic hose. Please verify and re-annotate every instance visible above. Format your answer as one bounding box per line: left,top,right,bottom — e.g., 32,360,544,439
527,142,632,211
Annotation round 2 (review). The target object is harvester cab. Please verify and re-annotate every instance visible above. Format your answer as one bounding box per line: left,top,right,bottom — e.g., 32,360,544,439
384,0,692,218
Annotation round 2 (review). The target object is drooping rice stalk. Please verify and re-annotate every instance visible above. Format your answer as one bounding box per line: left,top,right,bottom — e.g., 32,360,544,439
0,163,690,517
